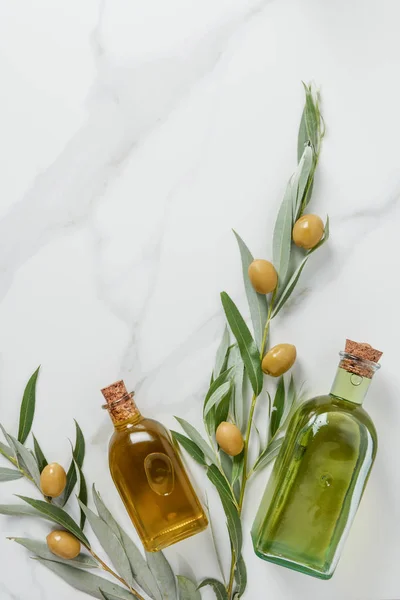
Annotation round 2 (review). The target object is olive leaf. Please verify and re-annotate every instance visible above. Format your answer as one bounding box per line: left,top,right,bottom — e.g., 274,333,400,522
204,495,226,586
270,377,285,438
281,375,297,425
272,180,293,290
233,554,247,598
18,366,40,444
207,465,242,558
303,82,321,153
0,439,13,463
100,591,131,600
60,420,85,506
293,145,314,221
253,437,283,473
0,424,18,464
0,503,53,520
73,457,87,530
171,431,207,467
36,559,134,600
17,496,89,546
198,578,228,599
0,467,23,482
232,230,268,351
32,435,48,473
272,216,329,317
8,434,41,487
177,576,200,600
92,486,161,600
10,537,97,568
213,326,231,380
175,417,216,465
220,292,263,396
146,550,178,600
227,345,245,431
231,452,244,486
78,501,134,588
204,382,231,417
203,368,233,435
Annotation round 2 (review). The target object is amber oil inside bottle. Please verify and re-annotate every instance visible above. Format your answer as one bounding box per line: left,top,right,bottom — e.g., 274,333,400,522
102,381,208,551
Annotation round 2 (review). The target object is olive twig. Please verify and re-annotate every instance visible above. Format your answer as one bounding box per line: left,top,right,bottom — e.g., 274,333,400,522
88,547,146,600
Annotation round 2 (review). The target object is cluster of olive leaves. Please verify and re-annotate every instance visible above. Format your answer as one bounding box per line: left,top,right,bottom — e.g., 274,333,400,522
0,83,328,600
171,82,328,599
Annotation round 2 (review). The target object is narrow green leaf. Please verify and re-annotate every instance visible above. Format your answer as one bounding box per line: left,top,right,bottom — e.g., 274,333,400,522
213,327,230,380
253,437,284,472
0,503,53,520
18,366,40,444
73,458,87,530
0,467,23,482
220,292,263,396
0,425,18,463
204,382,231,416
272,180,293,290
79,501,133,587
171,431,207,467
270,378,285,437
175,418,216,465
219,451,233,482
36,558,134,599
233,231,268,350
8,435,41,487
303,82,320,151
228,346,245,431
17,496,89,546
231,452,244,486
207,465,242,557
93,486,161,600
294,145,314,221
215,387,232,430
32,435,48,473
11,537,97,568
297,109,308,162
204,368,233,435
177,576,200,600
0,440,14,464
146,551,177,600
60,420,85,506
198,578,228,599
272,216,329,317
204,495,226,585
234,554,247,597
281,375,297,425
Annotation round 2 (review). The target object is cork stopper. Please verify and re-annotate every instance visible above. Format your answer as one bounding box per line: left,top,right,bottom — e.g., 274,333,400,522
340,339,383,378
101,380,139,425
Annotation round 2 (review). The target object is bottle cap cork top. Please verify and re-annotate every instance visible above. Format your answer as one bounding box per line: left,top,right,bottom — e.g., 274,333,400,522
101,380,139,424
341,339,383,378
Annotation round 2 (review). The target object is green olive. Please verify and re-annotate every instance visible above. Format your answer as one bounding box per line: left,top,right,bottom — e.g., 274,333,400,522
262,343,297,377
216,422,244,456
46,530,81,559
292,214,324,249
40,462,67,498
248,260,278,294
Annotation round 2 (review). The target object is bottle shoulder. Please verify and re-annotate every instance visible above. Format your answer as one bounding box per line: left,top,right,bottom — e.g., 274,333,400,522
110,417,170,445
292,394,377,438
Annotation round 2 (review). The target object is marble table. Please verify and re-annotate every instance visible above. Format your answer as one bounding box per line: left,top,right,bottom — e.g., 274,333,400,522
0,0,399,599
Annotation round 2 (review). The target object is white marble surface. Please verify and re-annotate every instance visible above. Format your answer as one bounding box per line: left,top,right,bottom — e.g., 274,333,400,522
0,0,400,598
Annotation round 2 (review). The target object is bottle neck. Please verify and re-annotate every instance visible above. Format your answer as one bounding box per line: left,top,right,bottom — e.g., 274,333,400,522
330,367,372,405
113,410,142,431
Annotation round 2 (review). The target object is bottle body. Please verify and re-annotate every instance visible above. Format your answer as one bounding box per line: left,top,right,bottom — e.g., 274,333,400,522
252,393,377,579
109,415,208,552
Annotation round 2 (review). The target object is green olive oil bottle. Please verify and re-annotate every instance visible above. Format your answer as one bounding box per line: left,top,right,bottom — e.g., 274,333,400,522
251,339,382,579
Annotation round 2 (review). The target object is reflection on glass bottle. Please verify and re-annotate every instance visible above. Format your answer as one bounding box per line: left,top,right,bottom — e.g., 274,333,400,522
252,340,382,579
102,381,208,552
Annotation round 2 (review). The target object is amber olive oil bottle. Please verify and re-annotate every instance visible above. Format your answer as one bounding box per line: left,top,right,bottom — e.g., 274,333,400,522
252,340,382,579
102,381,208,551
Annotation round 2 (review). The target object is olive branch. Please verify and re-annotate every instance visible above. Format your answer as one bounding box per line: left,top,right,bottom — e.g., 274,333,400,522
0,82,328,600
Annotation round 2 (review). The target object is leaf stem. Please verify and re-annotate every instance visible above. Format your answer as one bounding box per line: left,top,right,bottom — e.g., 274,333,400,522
88,547,145,600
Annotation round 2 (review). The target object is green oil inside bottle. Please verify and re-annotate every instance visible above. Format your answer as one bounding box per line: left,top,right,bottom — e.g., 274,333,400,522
252,360,379,579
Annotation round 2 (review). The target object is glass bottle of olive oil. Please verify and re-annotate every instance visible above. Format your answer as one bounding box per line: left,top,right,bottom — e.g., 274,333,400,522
252,340,382,579
102,380,208,552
